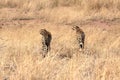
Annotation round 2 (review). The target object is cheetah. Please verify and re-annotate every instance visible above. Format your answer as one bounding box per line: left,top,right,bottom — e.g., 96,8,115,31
72,26,85,51
40,29,52,57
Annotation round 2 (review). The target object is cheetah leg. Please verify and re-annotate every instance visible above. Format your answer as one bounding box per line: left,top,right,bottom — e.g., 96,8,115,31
42,45,48,57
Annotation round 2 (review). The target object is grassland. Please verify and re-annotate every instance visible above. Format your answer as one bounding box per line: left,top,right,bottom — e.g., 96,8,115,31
0,0,120,80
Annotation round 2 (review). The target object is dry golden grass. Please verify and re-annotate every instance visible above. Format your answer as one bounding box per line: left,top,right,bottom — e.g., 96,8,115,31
0,0,120,24
0,21,120,80
0,0,120,80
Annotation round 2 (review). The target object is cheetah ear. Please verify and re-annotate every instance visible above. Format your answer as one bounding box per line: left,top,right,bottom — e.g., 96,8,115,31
74,25,80,29
43,28,47,31
40,29,46,32
76,26,79,28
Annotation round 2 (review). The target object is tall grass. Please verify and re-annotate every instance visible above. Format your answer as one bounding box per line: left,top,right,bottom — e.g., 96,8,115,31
0,1,120,79
0,0,120,11
0,0,120,24
0,22,120,80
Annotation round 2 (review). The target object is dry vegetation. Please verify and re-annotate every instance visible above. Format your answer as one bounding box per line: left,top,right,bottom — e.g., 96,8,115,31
0,0,120,80
0,0,120,23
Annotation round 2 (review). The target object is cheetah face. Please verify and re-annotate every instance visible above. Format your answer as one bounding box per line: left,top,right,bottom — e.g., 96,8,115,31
40,29,46,35
72,26,79,30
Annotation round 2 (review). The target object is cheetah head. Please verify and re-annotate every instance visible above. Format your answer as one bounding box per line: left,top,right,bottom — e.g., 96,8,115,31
39,29,47,35
72,26,80,30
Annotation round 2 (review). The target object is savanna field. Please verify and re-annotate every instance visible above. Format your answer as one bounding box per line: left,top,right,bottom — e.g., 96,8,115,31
0,0,120,80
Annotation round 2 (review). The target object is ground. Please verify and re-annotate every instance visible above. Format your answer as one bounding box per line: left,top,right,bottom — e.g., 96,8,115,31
0,8,120,80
